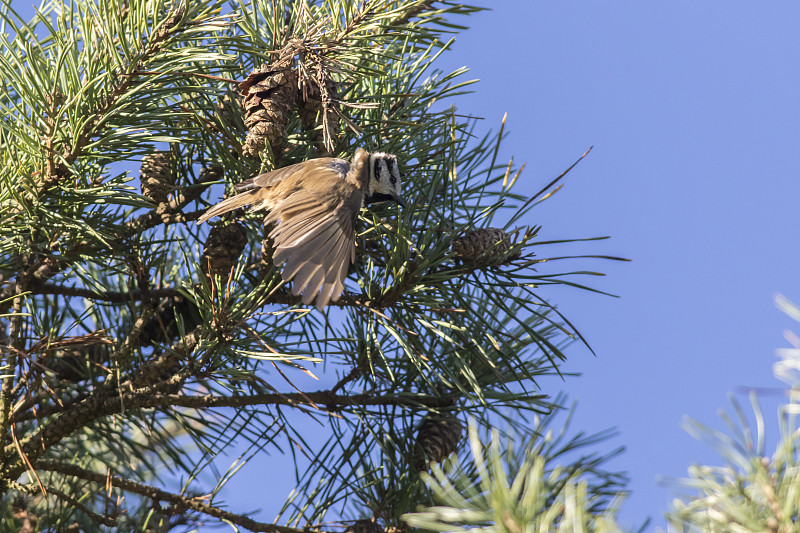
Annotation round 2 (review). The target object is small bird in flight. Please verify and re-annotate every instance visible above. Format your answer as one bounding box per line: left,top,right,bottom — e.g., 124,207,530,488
198,149,404,309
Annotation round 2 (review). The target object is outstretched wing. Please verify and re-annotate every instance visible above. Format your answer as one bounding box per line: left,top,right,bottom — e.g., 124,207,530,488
235,158,348,192
266,187,362,310
198,158,347,224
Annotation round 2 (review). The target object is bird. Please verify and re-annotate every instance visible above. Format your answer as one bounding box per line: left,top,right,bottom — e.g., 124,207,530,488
197,148,405,309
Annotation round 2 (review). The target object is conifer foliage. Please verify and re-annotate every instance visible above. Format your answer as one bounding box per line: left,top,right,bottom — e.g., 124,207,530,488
0,0,627,530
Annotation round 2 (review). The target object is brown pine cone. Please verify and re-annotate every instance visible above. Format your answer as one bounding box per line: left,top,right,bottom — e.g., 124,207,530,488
140,151,174,204
239,65,298,159
413,412,463,471
201,222,248,278
452,228,517,266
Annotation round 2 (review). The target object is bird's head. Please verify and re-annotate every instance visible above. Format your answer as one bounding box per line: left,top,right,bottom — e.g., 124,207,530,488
365,152,405,208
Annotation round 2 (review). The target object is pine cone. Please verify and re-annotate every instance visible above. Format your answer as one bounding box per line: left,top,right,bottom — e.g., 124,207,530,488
201,222,248,277
299,75,339,154
346,519,383,533
413,412,463,471
239,65,298,159
452,228,516,266
140,151,175,204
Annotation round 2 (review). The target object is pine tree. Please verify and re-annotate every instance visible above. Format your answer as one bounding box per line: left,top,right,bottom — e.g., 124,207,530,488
0,0,628,530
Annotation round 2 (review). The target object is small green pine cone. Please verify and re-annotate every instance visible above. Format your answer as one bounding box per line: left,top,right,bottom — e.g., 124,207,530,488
140,151,175,204
201,222,248,277
413,412,463,471
452,227,515,266
239,65,298,159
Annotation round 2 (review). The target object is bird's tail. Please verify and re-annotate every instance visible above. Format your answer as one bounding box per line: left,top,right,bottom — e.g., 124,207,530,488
197,191,256,224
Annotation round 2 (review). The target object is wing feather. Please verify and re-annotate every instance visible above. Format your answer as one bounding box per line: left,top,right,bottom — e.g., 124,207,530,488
320,231,352,305
266,189,360,308
308,227,349,294
297,231,347,304
270,206,335,249
277,222,340,280
274,215,338,262
238,158,346,191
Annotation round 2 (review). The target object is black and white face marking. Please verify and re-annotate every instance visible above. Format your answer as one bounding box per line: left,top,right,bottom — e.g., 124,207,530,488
366,152,404,206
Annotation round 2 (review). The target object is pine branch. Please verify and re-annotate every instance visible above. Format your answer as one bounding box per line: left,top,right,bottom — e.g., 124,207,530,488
9,384,456,440
0,280,25,468
3,328,203,476
36,284,183,303
34,460,315,533
121,390,457,412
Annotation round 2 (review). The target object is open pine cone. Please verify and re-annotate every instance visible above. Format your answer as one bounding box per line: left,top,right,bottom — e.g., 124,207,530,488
239,65,298,159
140,151,174,205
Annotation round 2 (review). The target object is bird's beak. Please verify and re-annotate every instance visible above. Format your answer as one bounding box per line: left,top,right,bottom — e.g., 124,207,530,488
393,193,406,208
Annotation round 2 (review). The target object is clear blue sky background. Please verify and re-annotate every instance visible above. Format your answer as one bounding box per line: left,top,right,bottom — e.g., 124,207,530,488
436,2,800,529
10,1,800,530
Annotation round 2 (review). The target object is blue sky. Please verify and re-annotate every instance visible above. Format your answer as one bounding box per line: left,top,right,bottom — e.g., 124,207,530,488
9,0,800,529
437,2,800,528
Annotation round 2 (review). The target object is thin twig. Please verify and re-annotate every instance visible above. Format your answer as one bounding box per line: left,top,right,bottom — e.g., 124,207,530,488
36,284,183,303
34,460,316,533
126,207,206,233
